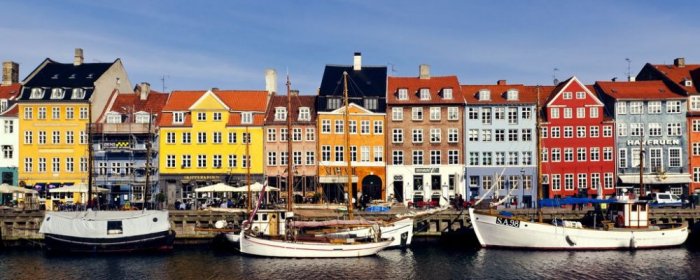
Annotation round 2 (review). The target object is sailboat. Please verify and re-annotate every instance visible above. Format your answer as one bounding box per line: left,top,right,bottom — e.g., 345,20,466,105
468,88,688,250
39,112,175,253
237,73,393,257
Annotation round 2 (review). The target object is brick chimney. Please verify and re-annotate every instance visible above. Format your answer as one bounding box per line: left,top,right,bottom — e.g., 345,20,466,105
419,64,430,79
265,68,277,94
353,52,362,71
674,57,685,68
291,90,300,96
74,48,84,66
497,80,507,85
139,82,151,100
2,61,18,86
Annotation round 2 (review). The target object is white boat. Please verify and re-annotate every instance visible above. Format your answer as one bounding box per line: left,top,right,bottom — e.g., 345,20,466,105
311,217,414,248
469,197,688,250
239,229,392,258
39,210,175,253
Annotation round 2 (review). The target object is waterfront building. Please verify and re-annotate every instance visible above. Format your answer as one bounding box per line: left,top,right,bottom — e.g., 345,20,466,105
0,61,21,185
17,48,132,209
92,83,168,208
386,65,463,206
461,81,538,207
316,53,387,202
540,77,616,199
596,79,689,195
264,92,317,201
158,84,271,208
636,58,700,194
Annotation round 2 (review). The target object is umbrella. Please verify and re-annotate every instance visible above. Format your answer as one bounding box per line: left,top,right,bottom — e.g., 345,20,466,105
0,183,37,194
195,182,237,193
49,183,109,193
233,182,279,192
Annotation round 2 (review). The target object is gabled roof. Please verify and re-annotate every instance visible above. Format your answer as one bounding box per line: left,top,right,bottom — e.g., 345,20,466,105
461,82,540,105
98,89,169,123
0,83,21,100
319,65,387,98
319,102,378,115
545,76,603,107
22,58,113,88
387,75,463,105
595,80,684,100
647,63,700,94
163,90,268,112
0,103,18,117
265,94,316,125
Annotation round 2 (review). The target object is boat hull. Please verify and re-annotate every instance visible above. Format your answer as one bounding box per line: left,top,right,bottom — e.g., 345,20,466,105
469,208,688,250
340,218,414,248
239,231,392,258
43,230,176,253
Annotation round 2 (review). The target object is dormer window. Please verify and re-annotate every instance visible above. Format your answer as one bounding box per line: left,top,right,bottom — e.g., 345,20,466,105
685,78,693,87
364,98,378,110
275,107,287,121
327,97,341,110
419,88,430,100
242,112,253,124
478,89,491,101
442,88,453,99
106,112,122,124
0,100,7,112
30,88,45,99
506,89,519,101
71,88,86,99
173,112,184,124
50,88,65,99
135,112,151,124
398,88,408,100
298,107,310,121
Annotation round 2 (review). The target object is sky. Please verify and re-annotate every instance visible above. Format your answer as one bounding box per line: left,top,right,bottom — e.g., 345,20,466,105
1,0,699,94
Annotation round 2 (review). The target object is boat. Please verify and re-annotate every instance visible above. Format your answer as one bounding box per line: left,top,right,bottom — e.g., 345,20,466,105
468,87,689,250
237,73,394,257
38,116,175,253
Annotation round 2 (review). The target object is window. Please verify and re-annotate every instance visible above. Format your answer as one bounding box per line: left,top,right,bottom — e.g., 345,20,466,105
306,151,315,165
228,132,237,143
364,98,378,110
591,173,600,190
577,126,586,138
392,107,403,121
468,108,479,120
563,92,572,99
495,129,505,142
420,88,430,100
80,131,87,144
630,102,643,114
65,131,73,144
669,148,682,167
293,151,302,165
482,108,492,124
494,107,505,120
578,174,587,190
213,132,222,143
482,176,492,190
360,120,370,134
564,126,573,138
335,120,344,133
577,107,585,118
173,112,184,124
590,147,600,161
479,89,490,101
166,132,178,144
267,129,276,142
321,146,331,161
521,107,532,120
267,152,277,166
24,158,32,173
694,143,700,156
552,174,561,191
412,129,423,143
430,128,441,143
507,89,518,100
619,149,627,168
508,129,518,141
242,133,251,144
374,121,383,134
24,131,32,144
564,108,572,119
507,107,517,124
508,151,518,165
52,131,60,144
392,129,403,143
321,120,331,133
603,126,612,137
182,155,191,168
631,123,644,136
327,97,341,109
197,132,207,143
648,101,662,114
550,108,559,119
197,155,207,168
448,107,458,120
469,152,479,166
166,155,175,168
38,131,46,144
38,107,46,119
667,101,681,113
79,107,88,119
443,88,453,99
3,120,13,134
392,150,404,165
495,152,505,166
577,147,587,161
430,150,440,165
482,152,492,165
601,147,612,161
213,112,222,121
398,88,408,100
298,107,310,121
335,146,344,162
243,155,251,168
551,148,561,162
564,174,574,190
541,127,548,138
306,128,315,141
274,107,287,121
564,148,574,162
30,88,44,99
481,129,492,141
541,148,549,162
617,123,627,136
348,120,357,134
292,128,302,141
521,129,532,141
648,123,662,136
38,158,46,173
667,123,682,136
412,108,423,121
692,96,700,111
241,112,252,124
414,175,424,191
71,88,85,99
2,145,12,159
413,150,424,165
24,107,32,119
281,152,289,165
468,129,479,141
227,155,236,168
51,107,60,119
522,151,532,165
429,107,441,121
576,91,585,99
448,128,458,143
374,146,383,162
448,150,459,164
617,102,627,115
135,113,151,124
52,157,60,173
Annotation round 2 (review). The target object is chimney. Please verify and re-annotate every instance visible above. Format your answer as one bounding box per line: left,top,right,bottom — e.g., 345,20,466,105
674,57,685,68
497,80,507,85
2,61,19,86
628,76,636,82
353,52,362,71
291,90,300,96
74,48,84,66
139,82,151,100
265,68,277,94
419,64,430,79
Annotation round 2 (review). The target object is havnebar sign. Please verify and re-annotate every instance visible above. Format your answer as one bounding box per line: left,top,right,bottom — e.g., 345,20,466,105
415,168,439,173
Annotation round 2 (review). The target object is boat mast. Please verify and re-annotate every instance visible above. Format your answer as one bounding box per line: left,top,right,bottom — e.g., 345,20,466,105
639,127,644,197
87,103,93,209
246,125,251,214
145,111,152,209
343,71,353,219
536,86,543,223
286,76,293,212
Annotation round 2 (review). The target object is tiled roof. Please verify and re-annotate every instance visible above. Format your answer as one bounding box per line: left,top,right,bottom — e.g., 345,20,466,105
0,103,18,117
0,83,21,100
461,82,542,105
265,94,316,124
650,64,700,93
387,76,463,105
160,89,269,127
99,90,169,123
594,80,684,100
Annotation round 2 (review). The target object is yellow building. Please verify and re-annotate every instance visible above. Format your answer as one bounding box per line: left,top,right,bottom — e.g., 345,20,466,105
16,49,132,210
159,89,269,207
317,103,386,202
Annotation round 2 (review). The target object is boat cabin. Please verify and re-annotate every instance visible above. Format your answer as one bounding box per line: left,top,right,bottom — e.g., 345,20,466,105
248,210,291,236
609,198,648,228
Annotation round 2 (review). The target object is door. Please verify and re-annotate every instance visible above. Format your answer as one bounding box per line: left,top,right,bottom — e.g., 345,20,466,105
393,181,404,203
362,175,382,199
269,213,279,236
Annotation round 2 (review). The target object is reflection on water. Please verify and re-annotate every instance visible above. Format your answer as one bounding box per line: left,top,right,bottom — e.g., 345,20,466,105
0,244,698,280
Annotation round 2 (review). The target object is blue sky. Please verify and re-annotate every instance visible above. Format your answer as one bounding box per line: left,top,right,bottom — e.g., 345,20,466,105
1,0,699,94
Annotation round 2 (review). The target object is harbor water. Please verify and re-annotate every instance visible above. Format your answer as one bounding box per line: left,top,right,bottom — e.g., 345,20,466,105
1,242,698,279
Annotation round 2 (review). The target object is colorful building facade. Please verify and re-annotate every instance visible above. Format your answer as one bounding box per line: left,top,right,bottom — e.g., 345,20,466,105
0,61,21,186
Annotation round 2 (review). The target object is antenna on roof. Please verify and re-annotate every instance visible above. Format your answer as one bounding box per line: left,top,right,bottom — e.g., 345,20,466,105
625,58,631,80
552,68,559,85
161,74,169,92
387,63,397,74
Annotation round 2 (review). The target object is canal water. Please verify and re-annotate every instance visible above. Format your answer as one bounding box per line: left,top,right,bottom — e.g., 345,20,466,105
1,242,698,279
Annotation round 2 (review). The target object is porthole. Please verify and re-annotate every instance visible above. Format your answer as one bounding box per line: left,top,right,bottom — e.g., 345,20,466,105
153,218,158,222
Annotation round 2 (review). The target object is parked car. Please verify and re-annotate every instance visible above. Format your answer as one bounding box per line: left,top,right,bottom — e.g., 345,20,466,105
649,192,682,208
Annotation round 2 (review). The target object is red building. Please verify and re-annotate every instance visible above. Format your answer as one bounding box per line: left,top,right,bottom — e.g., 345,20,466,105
539,77,616,198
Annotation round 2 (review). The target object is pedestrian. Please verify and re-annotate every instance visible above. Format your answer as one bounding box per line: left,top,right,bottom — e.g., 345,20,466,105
681,193,688,209
692,193,698,210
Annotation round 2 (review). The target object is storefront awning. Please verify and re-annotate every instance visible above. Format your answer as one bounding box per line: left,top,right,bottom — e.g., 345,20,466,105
319,175,358,184
619,174,691,184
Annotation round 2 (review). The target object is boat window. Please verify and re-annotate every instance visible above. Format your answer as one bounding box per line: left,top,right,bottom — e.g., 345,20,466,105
280,212,285,219
262,214,268,221
153,217,158,222
253,214,259,221
107,221,123,235
632,204,638,211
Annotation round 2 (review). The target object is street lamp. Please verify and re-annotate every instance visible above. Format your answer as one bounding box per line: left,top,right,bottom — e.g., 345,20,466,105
520,168,525,209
